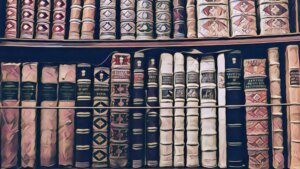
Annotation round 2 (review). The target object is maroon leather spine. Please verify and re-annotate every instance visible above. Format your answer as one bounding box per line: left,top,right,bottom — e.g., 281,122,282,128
5,0,18,38
20,0,36,38
52,0,67,39
36,0,51,39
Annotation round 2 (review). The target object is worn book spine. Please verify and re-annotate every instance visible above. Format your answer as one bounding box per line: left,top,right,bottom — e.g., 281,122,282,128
52,0,67,39
186,55,200,167
20,0,36,38
21,62,38,168
268,47,284,169
100,0,116,40
173,0,186,38
58,64,76,166
1,63,21,168
81,0,96,39
5,0,18,38
69,0,82,40
186,0,197,38
40,65,58,167
156,0,171,39
110,53,131,167
244,59,269,169
36,0,51,39
92,67,110,167
159,53,173,167
136,0,154,40
200,56,217,168
120,0,136,40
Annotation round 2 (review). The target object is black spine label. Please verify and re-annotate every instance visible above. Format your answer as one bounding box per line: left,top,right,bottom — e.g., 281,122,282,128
59,82,76,100
225,70,242,87
187,72,199,84
162,75,173,86
21,82,37,100
2,82,19,100
201,72,216,83
244,77,267,89
290,68,300,86
41,83,58,101
201,88,216,100
175,72,184,84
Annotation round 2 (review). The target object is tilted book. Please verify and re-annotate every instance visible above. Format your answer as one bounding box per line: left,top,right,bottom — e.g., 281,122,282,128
136,0,154,40
244,59,269,169
186,0,197,38
173,0,186,38
5,0,18,38
156,0,171,39
69,0,82,40
20,0,36,38
100,0,116,39
120,0,136,40
81,0,96,39
36,0,51,39
52,0,67,39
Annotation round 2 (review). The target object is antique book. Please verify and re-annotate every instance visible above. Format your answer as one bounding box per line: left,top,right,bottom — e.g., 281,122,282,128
36,0,51,39
186,0,197,38
120,0,136,40
217,53,226,168
186,55,200,167
69,0,82,40
159,53,173,167
110,53,131,167
81,0,96,39
244,59,269,169
146,55,159,167
75,63,93,168
20,0,36,38
156,0,171,39
21,62,38,168
52,0,67,39
136,0,154,40
173,0,186,38
93,67,110,167
132,52,145,168
40,64,59,167
5,0,18,38
200,56,217,168
225,50,246,168
100,0,116,40
58,64,76,166
173,53,185,167
1,63,21,168
268,47,284,169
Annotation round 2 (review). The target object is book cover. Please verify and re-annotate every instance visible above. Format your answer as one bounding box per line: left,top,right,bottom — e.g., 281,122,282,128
156,0,171,39
173,0,186,38
99,0,116,40
5,0,18,38
69,0,82,40
36,0,51,39
120,0,136,40
81,0,96,39
136,0,154,40
20,0,36,39
52,0,67,39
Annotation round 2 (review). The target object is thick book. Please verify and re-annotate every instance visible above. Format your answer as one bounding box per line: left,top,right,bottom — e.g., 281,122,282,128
52,0,67,39
20,0,36,38
173,0,186,38
244,59,269,169
100,0,116,40
5,0,18,38
110,53,131,167
120,0,136,40
81,0,96,39
93,67,110,167
1,63,21,168
156,0,171,39
21,62,38,168
136,0,154,40
36,0,51,39
58,64,76,166
186,0,197,38
69,0,82,40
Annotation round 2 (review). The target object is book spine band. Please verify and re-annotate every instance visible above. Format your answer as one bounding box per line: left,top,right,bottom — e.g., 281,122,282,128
136,0,154,40
156,0,171,39
100,0,116,40
81,0,95,39
69,0,82,40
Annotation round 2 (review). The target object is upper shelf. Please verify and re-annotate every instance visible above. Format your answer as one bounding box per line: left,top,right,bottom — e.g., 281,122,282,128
0,33,300,48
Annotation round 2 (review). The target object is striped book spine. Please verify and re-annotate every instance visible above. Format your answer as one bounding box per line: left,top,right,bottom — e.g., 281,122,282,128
52,0,67,39
120,0,136,40
136,0,154,40
69,0,82,40
100,0,116,39
173,0,186,38
186,0,197,38
81,0,96,39
20,0,36,38
156,0,171,39
5,0,18,38
36,0,51,39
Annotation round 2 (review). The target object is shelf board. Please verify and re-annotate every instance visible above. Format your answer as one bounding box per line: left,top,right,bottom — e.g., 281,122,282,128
0,33,300,48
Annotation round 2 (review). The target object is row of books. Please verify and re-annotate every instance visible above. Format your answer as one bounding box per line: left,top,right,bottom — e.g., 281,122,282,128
4,0,297,40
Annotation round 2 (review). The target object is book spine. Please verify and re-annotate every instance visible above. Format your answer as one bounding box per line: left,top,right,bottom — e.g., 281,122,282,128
5,0,18,38
146,56,159,167
69,0,82,40
75,63,93,168
200,56,217,168
136,0,154,40
159,53,173,167
186,55,200,167
156,0,171,39
186,0,197,38
173,0,186,38
100,0,116,40
20,0,36,39
1,63,21,168
58,64,76,166
120,0,136,40
268,47,284,169
36,0,51,39
92,67,110,167
40,65,58,167
244,59,269,169
81,0,96,39
110,53,131,167
52,0,67,39
21,62,38,168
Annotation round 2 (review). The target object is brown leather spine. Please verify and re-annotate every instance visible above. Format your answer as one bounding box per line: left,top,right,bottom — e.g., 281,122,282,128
173,0,186,38
5,0,18,38
36,0,51,39
186,0,197,38
69,0,82,40
20,0,36,39
52,0,67,39
81,0,95,39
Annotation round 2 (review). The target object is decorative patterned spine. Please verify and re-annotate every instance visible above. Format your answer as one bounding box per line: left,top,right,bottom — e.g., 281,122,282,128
52,0,67,39
75,63,93,168
20,0,36,38
81,0,96,39
173,0,186,38
100,0,116,39
136,0,154,40
21,62,38,168
200,56,217,168
5,0,18,38
120,0,136,40
92,67,110,167
110,53,131,167
244,59,269,169
268,47,284,169
186,0,197,38
156,0,171,39
58,64,76,166
36,0,51,39
186,55,200,167
1,63,21,168
69,0,82,40
159,53,173,167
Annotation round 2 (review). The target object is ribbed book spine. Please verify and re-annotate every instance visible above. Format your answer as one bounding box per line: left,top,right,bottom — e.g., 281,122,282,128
159,53,173,167
21,62,38,168
75,63,93,168
1,63,21,168
69,0,82,40
92,67,110,167
200,56,217,168
110,53,131,167
120,0,136,40
36,0,51,39
244,59,269,169
52,0,67,39
20,0,36,38
186,55,200,167
100,0,116,40
173,0,186,38
81,0,96,39
136,0,154,40
186,0,197,38
5,0,18,38
156,0,171,39
58,64,76,166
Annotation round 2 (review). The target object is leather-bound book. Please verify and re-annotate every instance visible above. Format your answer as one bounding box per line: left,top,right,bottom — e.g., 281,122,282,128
186,0,197,38
244,59,269,169
5,0,18,38
173,0,186,38
69,0,82,40
20,0,36,38
186,55,200,167
36,0,51,39
159,53,173,167
58,64,76,166
200,56,217,168
136,0,154,40
1,63,21,168
93,67,110,167
156,0,171,39
268,47,284,169
120,0,136,40
100,0,116,40
21,63,38,168
75,63,93,168
110,53,131,167
40,65,59,167
81,0,96,39
52,0,67,39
